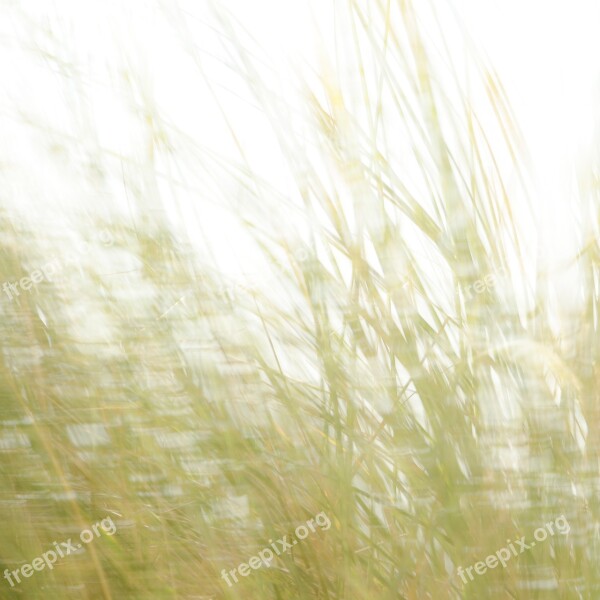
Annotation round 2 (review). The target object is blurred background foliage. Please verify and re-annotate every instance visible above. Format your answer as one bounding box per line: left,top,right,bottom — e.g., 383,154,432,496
0,0,597,598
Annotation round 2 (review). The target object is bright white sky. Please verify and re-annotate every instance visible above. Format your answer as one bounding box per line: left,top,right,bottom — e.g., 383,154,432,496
456,0,600,258
1,0,598,303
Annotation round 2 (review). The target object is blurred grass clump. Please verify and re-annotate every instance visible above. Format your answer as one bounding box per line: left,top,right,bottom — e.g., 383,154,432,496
0,0,597,599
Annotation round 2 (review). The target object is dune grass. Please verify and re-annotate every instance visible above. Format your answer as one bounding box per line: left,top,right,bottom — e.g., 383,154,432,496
0,0,596,598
